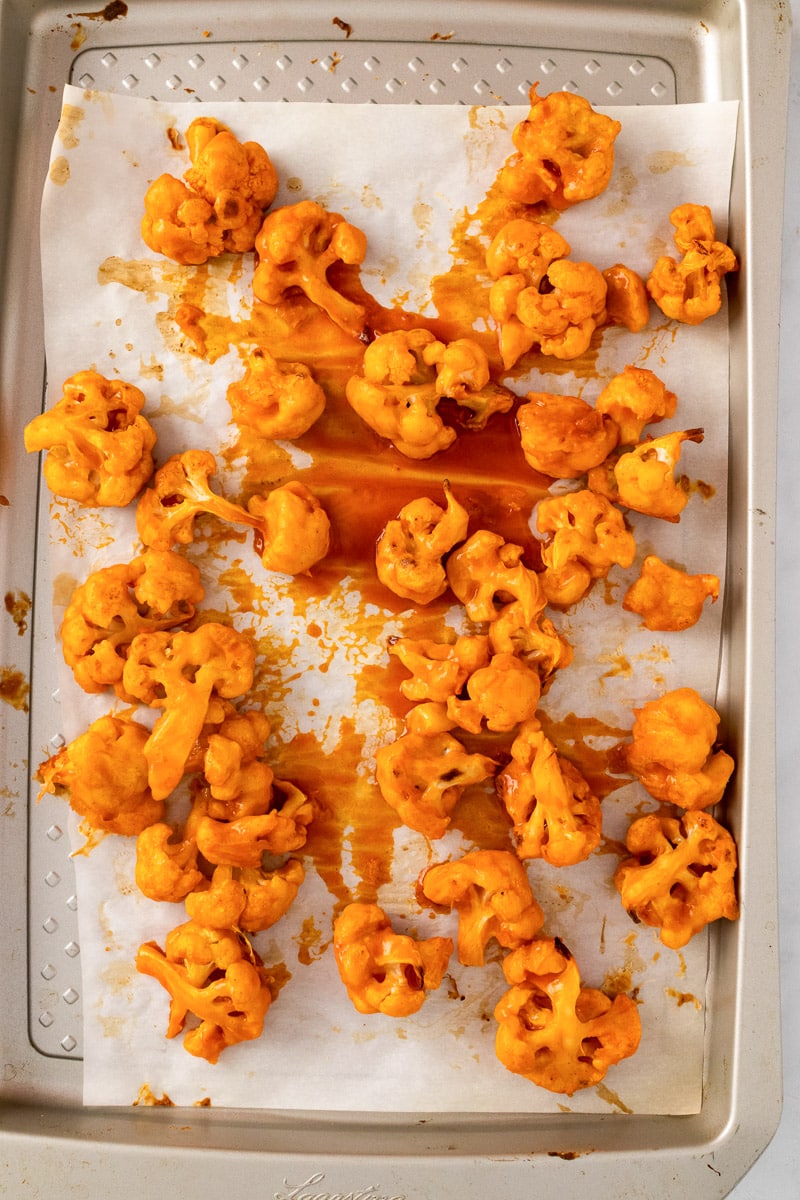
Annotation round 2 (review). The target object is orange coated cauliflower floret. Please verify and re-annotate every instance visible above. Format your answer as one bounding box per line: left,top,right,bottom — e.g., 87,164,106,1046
253,199,368,337
24,370,157,507
333,902,453,1017
246,480,331,574
498,86,622,210
388,634,491,703
494,937,641,1095
136,920,272,1063
346,329,513,458
487,601,574,684
189,778,313,868
486,218,572,369
647,203,738,325
185,860,305,934
446,530,546,626
60,549,204,698
594,365,677,445
614,811,739,949
589,429,704,523
440,651,542,736
601,264,651,333
135,822,205,903
375,730,496,840
121,622,256,801
418,850,544,967
225,346,327,440
625,687,735,810
375,482,469,605
516,391,619,479
622,555,720,632
142,117,278,265
36,714,164,835
536,489,636,608
496,718,601,866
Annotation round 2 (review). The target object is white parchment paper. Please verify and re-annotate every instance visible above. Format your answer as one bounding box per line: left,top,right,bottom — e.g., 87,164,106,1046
39,86,738,1112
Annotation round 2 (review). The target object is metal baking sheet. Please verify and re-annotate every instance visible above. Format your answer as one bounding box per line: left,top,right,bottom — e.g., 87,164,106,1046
0,0,790,1196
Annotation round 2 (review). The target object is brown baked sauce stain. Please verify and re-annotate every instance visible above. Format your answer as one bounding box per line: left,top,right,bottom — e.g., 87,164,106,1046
0,667,30,713
5,591,31,637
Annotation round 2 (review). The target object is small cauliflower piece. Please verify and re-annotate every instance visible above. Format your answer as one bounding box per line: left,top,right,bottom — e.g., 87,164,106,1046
623,555,720,632
375,730,496,840
418,849,544,967
185,860,305,934
388,634,491,704
614,811,739,949
490,257,607,369
375,482,469,605
446,530,546,626
498,86,622,210
487,601,574,683
445,651,542,735
601,263,651,333
60,550,204,698
135,822,205,903
486,218,573,369
516,391,619,479
253,199,368,337
496,718,602,867
333,902,453,1017
647,203,738,325
594,365,677,445
246,480,330,574
136,920,272,1063
590,428,704,523
36,714,163,835
536,489,636,608
625,686,735,810
24,370,157,507
226,346,326,440
494,937,641,1095
122,622,256,801
190,778,314,868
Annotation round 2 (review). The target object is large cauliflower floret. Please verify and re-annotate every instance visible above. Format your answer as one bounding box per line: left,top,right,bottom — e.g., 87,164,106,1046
121,622,257,801
135,822,206,904
24,370,157,507
441,651,542,736
226,346,327,440
622,554,720,632
498,86,622,210
142,117,278,265
516,391,619,479
375,729,497,840
594,365,677,446
185,860,305,934
253,199,368,337
375,482,469,606
487,600,574,684
60,550,204,698
388,634,491,704
647,203,738,325
446,530,546,626
333,902,453,1017
494,937,641,1095
625,686,735,810
189,778,314,869
136,450,330,574
496,718,602,867
614,811,739,949
136,919,272,1063
418,849,544,967
536,489,636,608
346,329,513,459
589,428,704,523
36,714,164,835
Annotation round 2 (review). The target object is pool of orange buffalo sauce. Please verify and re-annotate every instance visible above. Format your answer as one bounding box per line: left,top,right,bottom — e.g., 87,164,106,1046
132,173,632,928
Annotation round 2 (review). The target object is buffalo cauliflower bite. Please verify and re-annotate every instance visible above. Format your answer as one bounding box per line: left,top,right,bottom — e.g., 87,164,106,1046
333,902,453,1017
623,555,720,632
388,634,491,704
136,450,329,574
346,329,513,459
485,218,572,369
444,651,542,736
418,849,544,967
136,919,272,1063
375,730,496,839
614,811,739,949
36,714,163,835
594,365,678,445
375,482,469,605
446,530,546,626
496,718,601,866
135,822,205,903
536,489,636,608
589,428,704,523
601,264,651,333
253,199,368,337
625,686,735,810
142,117,278,265
121,622,256,801
225,346,327,440
647,203,738,325
498,86,622,210
488,601,574,683
189,778,313,868
494,937,641,1095
60,550,204,697
185,860,305,934
24,370,157,507
516,391,619,479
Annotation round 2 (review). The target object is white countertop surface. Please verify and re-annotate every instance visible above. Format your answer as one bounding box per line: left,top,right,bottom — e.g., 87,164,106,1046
728,3,800,1195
